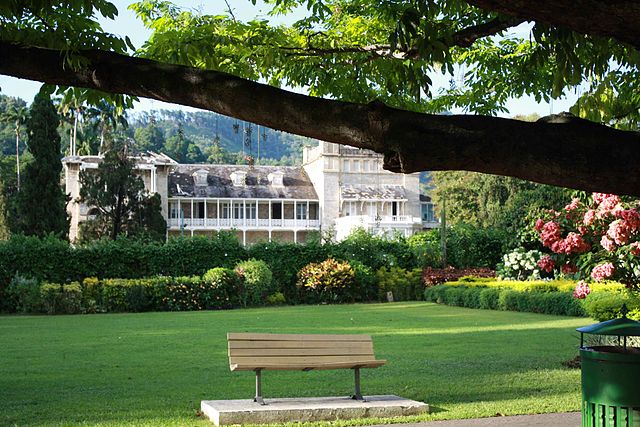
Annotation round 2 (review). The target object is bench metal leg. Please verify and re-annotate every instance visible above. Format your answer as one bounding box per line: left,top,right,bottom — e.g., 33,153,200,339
254,369,265,405
352,367,364,401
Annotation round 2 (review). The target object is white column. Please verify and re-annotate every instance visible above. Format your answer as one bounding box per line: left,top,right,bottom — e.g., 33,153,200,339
268,199,272,241
177,199,181,229
190,199,194,228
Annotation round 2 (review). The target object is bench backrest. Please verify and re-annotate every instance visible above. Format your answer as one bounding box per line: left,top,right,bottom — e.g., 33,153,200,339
227,333,378,371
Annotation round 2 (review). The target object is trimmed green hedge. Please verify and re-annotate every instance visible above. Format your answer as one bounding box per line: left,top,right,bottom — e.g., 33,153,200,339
424,279,640,320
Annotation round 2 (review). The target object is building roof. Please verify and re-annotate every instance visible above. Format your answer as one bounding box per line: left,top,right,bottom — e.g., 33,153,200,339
420,194,432,202
340,184,406,201
63,151,178,166
168,164,318,200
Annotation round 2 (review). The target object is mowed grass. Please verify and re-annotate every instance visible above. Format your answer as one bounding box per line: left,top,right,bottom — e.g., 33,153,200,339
0,302,587,426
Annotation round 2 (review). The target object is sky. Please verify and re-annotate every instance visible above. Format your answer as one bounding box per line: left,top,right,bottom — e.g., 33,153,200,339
0,0,578,117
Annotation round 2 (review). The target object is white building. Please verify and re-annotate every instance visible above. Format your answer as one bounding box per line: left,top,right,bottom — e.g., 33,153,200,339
64,142,437,244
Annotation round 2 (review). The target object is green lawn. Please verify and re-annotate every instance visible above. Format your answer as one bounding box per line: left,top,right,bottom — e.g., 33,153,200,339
0,302,587,426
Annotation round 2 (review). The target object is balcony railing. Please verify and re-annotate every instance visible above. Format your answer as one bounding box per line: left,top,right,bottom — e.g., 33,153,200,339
168,218,321,229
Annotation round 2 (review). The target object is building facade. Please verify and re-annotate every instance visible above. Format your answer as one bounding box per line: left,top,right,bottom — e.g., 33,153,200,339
64,142,437,243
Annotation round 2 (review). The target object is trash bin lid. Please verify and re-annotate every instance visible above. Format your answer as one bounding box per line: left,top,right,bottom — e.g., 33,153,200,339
577,317,640,337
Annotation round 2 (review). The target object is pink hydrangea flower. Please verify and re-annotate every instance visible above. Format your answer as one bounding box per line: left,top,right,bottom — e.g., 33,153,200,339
616,209,640,230
537,255,555,273
534,218,545,232
573,281,591,299
565,198,580,211
631,242,640,256
561,264,578,275
598,194,621,215
563,232,590,254
607,220,632,245
600,235,616,252
540,221,562,248
591,263,615,282
583,209,596,226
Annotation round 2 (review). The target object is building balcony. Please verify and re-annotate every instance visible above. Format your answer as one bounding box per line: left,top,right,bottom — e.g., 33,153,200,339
168,218,321,230
334,215,422,240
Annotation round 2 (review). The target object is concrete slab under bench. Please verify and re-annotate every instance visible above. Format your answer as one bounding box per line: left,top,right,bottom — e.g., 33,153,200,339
201,395,429,425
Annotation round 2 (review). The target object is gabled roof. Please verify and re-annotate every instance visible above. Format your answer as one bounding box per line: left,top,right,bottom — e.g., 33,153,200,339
168,164,318,200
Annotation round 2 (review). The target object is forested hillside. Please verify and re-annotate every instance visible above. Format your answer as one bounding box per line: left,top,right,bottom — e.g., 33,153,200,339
128,109,316,165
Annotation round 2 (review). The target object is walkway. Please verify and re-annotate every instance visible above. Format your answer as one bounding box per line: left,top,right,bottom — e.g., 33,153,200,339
372,412,581,427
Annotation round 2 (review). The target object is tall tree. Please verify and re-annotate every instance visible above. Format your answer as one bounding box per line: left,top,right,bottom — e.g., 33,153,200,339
0,176,9,240
1,103,28,191
15,90,68,238
79,145,166,241
2,1,640,194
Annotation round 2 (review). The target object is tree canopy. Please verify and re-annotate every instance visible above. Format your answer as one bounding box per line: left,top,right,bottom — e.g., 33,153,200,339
1,1,639,194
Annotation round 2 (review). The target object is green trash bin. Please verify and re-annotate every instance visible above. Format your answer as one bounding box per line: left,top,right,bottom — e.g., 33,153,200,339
577,311,640,427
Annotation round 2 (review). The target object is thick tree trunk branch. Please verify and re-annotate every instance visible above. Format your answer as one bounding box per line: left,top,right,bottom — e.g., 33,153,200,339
2,41,640,195
465,0,640,50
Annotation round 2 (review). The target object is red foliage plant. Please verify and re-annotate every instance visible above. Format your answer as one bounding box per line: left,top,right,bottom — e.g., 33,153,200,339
422,266,495,286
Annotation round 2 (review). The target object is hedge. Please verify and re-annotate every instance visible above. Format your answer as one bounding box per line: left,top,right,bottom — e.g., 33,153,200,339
424,278,640,320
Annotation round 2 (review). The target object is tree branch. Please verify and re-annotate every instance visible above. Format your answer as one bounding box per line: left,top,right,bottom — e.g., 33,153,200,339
465,0,640,50
279,16,524,60
2,41,640,195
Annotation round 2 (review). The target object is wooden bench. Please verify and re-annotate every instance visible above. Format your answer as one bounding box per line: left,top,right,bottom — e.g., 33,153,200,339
227,333,386,404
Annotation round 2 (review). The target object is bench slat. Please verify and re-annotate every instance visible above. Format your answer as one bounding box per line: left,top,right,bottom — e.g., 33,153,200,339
230,360,387,371
229,347,375,357
228,340,374,350
229,355,380,365
228,332,372,342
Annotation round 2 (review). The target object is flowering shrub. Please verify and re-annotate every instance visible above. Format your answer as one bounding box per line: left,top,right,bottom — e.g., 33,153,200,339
496,247,543,280
296,258,356,302
532,193,640,295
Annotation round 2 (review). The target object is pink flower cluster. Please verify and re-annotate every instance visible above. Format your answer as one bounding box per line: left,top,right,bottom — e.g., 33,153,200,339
545,230,590,255
537,255,555,273
573,280,591,299
565,198,580,211
594,193,622,217
539,221,561,247
591,263,615,282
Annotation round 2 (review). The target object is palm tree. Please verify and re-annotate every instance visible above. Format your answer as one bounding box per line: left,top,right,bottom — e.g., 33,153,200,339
2,105,28,191
85,100,128,154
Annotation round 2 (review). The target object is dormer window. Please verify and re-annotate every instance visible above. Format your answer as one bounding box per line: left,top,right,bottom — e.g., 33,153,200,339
230,170,247,186
193,169,208,187
268,170,284,187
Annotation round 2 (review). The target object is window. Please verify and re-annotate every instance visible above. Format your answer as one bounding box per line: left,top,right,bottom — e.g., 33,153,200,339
353,160,360,172
342,159,350,172
170,203,183,219
362,160,370,172
422,203,435,222
367,202,377,217
221,202,231,219
246,202,257,219
296,203,308,220
194,202,205,218
233,202,244,219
